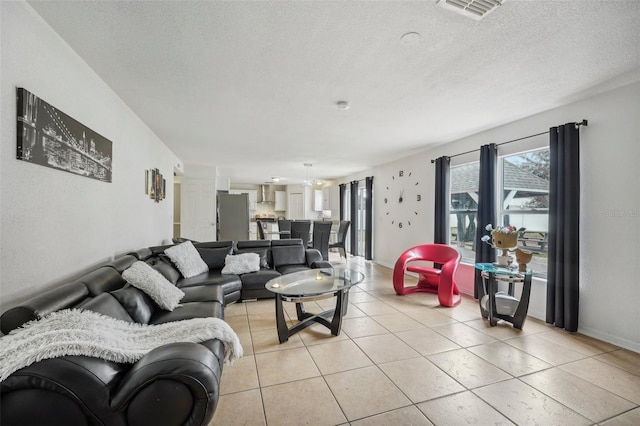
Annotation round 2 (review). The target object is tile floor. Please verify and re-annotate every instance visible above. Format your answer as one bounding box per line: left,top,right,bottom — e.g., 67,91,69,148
211,256,640,425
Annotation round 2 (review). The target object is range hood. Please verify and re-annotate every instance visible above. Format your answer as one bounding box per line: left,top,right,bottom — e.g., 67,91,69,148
258,185,275,204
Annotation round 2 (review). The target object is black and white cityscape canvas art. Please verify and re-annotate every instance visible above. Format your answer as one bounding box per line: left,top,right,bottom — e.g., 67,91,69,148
16,88,113,182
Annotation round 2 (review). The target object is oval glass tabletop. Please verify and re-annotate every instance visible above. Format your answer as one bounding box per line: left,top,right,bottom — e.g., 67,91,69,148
266,268,364,297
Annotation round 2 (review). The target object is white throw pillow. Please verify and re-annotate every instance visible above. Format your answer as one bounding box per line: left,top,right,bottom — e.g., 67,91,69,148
122,261,185,311
164,241,209,278
221,253,261,275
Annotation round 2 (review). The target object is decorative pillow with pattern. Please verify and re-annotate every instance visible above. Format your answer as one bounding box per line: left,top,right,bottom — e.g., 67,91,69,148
122,261,185,311
164,241,209,278
221,253,261,275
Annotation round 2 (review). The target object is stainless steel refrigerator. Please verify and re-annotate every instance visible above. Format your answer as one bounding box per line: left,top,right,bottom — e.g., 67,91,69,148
217,192,250,241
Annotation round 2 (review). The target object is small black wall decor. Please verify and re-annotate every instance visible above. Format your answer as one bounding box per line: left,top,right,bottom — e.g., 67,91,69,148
147,168,166,202
16,88,113,182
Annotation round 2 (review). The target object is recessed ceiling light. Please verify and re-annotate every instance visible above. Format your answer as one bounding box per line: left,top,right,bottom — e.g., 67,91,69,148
336,101,350,110
400,32,422,45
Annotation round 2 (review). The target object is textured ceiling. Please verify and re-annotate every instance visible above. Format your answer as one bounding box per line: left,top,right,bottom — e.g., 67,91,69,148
27,0,640,184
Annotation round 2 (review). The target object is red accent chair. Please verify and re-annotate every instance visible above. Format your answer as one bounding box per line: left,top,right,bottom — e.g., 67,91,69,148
393,244,462,307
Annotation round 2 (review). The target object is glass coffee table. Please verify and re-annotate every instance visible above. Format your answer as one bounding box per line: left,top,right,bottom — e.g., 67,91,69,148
266,268,365,343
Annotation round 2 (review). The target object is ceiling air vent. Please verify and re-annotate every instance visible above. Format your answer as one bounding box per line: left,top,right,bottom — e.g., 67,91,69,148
436,0,506,20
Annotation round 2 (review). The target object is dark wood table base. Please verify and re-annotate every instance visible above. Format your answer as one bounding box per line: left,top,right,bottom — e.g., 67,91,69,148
274,289,349,343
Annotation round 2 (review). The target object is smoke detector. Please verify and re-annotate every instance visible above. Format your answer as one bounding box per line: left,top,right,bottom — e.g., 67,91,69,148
436,0,506,21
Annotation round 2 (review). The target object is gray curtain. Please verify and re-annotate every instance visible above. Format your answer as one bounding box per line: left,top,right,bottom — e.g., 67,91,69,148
547,123,580,332
350,180,358,256
474,144,498,299
434,156,450,244
365,177,373,260
339,184,346,220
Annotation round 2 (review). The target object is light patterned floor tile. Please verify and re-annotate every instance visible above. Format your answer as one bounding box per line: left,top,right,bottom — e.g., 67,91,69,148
235,331,253,355
431,322,497,347
244,299,275,315
404,308,459,327
504,334,588,365
474,379,591,425
351,405,433,425
210,388,265,426
250,327,304,353
247,312,279,331
379,356,465,403
417,391,514,426
395,327,461,355
296,322,351,345
255,347,321,387
224,301,247,317
353,333,420,364
428,348,512,389
219,354,259,395
520,368,636,423
353,300,400,316
261,377,347,426
225,314,250,334
307,339,373,375
464,318,528,340
595,349,640,376
436,305,482,322
342,303,368,319
211,259,639,425
341,316,389,338
600,407,640,425
468,341,552,376
370,312,425,333
560,357,640,404
324,366,411,421
537,329,620,356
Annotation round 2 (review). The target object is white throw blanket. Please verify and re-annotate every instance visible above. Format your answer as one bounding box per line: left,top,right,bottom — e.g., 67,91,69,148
0,309,243,382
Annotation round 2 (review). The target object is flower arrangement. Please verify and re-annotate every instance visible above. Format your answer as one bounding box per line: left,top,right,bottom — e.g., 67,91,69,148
481,224,524,266
481,224,520,250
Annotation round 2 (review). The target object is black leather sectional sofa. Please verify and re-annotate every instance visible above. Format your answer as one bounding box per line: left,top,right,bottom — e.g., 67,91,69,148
0,238,330,426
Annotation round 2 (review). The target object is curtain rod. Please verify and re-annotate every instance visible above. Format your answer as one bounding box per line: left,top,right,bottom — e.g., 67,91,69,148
430,119,588,163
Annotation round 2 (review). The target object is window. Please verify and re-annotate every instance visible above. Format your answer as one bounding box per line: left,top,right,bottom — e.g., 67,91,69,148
500,148,549,276
448,147,550,276
449,161,480,263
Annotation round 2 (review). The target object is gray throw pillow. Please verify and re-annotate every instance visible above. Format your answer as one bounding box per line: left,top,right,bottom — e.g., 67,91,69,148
122,261,185,311
164,241,209,278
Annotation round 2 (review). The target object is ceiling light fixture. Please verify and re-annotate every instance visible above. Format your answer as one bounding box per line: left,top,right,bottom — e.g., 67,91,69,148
271,177,280,182
336,101,350,110
303,163,313,186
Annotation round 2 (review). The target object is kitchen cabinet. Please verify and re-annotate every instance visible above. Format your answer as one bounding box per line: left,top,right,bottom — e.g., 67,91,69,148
313,190,323,211
229,189,257,211
322,186,340,213
274,190,286,211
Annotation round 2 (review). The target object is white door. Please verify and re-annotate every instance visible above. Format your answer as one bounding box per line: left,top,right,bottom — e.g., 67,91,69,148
181,178,216,241
288,192,304,219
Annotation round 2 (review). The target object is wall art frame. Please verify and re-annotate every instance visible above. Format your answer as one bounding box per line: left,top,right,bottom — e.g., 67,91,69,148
146,168,166,203
16,88,113,182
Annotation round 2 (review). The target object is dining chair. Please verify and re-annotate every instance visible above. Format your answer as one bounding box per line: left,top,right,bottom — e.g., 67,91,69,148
311,221,332,261
328,220,350,260
278,219,291,239
256,220,266,240
290,220,311,247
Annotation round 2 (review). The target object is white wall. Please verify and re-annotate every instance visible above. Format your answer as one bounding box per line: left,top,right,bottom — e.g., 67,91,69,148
0,2,180,312
344,80,640,352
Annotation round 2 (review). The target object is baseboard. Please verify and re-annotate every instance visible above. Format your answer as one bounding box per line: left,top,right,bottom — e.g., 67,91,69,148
577,325,640,353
